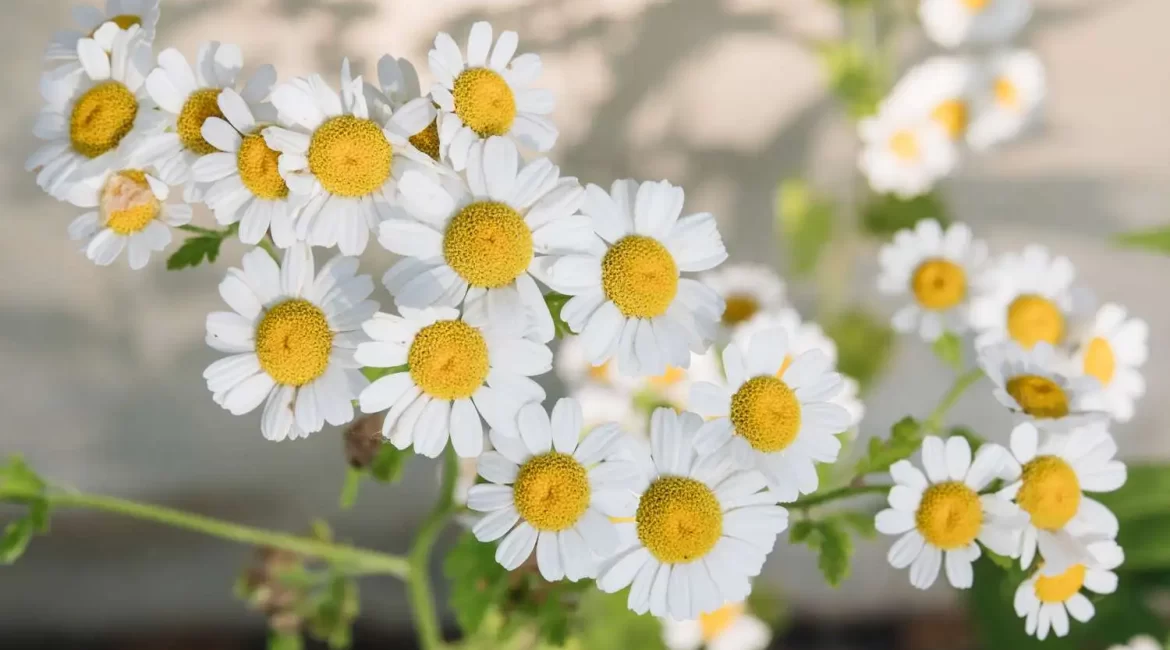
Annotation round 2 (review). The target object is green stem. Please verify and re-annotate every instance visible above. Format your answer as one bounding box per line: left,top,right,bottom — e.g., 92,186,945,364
924,367,984,433
789,484,890,510
407,450,459,650
23,490,409,578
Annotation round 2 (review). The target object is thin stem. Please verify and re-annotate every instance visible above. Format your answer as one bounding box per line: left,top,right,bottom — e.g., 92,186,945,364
925,367,984,433
789,484,890,510
257,235,280,262
407,450,459,650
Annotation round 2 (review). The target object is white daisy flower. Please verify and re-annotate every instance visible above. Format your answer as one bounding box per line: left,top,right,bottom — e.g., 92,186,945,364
263,59,438,255
468,398,635,580
969,50,1046,151
970,244,1092,350
429,21,556,170
1013,540,1124,640
65,155,192,269
379,136,588,343
858,108,957,199
877,219,988,341
1108,637,1163,650
365,55,440,162
876,436,1023,589
689,328,851,501
885,56,979,142
919,0,1032,49
534,179,728,376
28,24,154,200
999,421,1126,575
979,341,1105,432
44,0,160,65
355,306,552,458
203,245,378,441
662,601,771,650
597,408,789,620
699,263,787,332
1072,304,1148,422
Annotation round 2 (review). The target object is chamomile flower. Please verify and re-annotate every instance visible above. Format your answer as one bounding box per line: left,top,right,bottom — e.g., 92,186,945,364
535,179,728,376
263,59,438,255
65,155,191,269
700,264,787,331
379,136,588,343
877,219,988,341
999,422,1126,574
885,57,979,142
1073,304,1148,422
355,306,552,458
28,24,154,200
365,55,440,162
1013,540,1123,640
876,436,1022,589
203,245,378,442
858,108,957,198
662,601,771,650
969,50,1046,151
44,0,160,65
1109,637,1163,650
970,245,1091,350
689,328,851,501
429,21,556,170
468,399,634,580
979,341,1104,432
919,0,1032,49
597,408,789,620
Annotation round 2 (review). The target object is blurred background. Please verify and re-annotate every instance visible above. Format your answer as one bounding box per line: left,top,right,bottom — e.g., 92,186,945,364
2,0,1169,648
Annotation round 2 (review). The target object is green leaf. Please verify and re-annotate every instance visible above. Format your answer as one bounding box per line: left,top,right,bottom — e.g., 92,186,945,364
306,573,359,650
268,633,304,650
360,364,408,382
0,517,34,564
817,42,884,119
544,291,574,338
788,520,816,544
836,511,877,539
855,417,922,476
1096,464,1170,521
339,468,362,511
445,532,510,635
825,310,895,392
27,499,51,533
167,234,226,270
983,548,1014,571
861,193,949,237
536,593,571,646
1113,513,1170,571
932,332,963,370
775,179,835,276
0,456,45,498
368,445,410,484
1116,227,1170,255
310,519,333,543
791,519,854,587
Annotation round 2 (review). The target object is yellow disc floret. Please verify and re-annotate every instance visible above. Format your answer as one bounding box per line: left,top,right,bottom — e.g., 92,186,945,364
452,67,517,137
601,235,679,318
255,299,334,387
914,481,983,550
963,0,991,11
108,14,143,30
1083,337,1115,385
409,119,442,161
70,81,139,159
442,201,533,288
1006,374,1069,419
636,476,722,564
995,78,1020,110
889,130,920,161
308,115,392,198
101,170,159,235
729,376,802,453
238,133,289,200
1034,563,1086,603
177,88,225,155
912,258,967,310
408,320,490,400
699,602,744,641
512,452,591,531
931,100,969,140
1007,294,1065,348
1017,455,1080,530
722,294,760,326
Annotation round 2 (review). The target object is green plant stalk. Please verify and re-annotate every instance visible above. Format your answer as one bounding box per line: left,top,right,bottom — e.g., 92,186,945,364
789,484,889,510
925,367,984,432
407,449,459,650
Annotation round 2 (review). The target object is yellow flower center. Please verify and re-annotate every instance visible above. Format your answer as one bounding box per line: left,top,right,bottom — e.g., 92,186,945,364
254,299,334,387
308,115,392,198
1034,563,1086,603
409,119,441,161
177,88,225,155
1007,294,1065,348
995,77,1020,110
1006,374,1069,419
636,476,722,564
647,366,686,388
722,294,760,326
931,99,969,139
915,481,983,550
601,235,679,318
101,170,159,235
512,452,591,531
911,258,967,310
963,0,991,10
889,129,920,162
1017,455,1080,530
699,602,744,641
107,14,143,30
69,80,138,159
452,67,517,137
408,320,490,400
1083,337,1115,385
587,360,612,383
238,132,289,200
442,201,533,288
729,376,802,453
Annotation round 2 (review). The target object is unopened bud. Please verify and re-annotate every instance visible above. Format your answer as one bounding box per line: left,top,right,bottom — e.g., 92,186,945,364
343,413,386,469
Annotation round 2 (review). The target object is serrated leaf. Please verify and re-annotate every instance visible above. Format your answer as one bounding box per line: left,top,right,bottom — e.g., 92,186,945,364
836,511,877,539
1116,227,1170,254
817,42,883,119
776,179,835,276
815,520,853,587
855,417,922,476
861,193,949,237
0,517,34,564
445,532,510,635
788,520,816,544
932,332,963,370
826,310,895,392
167,235,225,270
369,445,410,484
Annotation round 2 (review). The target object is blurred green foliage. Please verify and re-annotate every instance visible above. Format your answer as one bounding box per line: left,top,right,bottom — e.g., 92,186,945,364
861,192,950,237
932,332,963,371
0,456,49,564
826,309,895,392
776,179,836,277
854,417,922,476
818,42,884,119
1115,227,1170,254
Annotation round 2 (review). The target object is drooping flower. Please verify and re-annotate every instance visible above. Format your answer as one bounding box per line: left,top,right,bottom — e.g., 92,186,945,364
1013,540,1124,640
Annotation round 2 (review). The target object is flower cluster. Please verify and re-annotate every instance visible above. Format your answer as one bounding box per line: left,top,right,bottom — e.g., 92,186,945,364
859,0,1045,197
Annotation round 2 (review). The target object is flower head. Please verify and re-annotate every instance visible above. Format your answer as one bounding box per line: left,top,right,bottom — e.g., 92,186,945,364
699,264,786,333
979,341,1104,432
919,0,1032,48
662,600,771,650
45,0,161,65
1014,540,1123,640
1071,303,1148,422
884,57,979,142
969,50,1046,150
859,107,956,198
